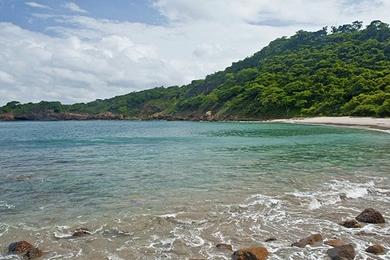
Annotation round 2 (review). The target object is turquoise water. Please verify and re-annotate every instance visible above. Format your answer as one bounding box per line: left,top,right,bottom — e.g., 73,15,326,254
0,121,389,259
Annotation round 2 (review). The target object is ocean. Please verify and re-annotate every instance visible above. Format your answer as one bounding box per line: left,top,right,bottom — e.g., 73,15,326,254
0,121,389,259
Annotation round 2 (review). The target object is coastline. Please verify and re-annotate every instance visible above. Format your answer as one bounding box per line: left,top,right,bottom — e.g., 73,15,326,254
269,117,390,133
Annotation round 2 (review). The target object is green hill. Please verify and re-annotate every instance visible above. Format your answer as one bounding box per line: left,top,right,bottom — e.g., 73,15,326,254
1,20,390,120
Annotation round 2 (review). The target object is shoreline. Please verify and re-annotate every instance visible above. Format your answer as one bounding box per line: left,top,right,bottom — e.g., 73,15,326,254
268,117,390,133
1,116,390,133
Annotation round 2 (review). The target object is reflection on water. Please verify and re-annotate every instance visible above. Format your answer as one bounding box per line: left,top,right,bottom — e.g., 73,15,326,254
0,121,389,259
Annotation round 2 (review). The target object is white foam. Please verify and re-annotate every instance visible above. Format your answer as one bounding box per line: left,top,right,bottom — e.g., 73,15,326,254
0,201,15,209
308,198,322,210
344,187,368,199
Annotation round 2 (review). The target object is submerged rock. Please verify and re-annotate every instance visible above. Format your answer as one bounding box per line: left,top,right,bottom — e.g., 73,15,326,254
339,219,362,228
72,228,92,237
291,234,323,248
327,244,355,260
324,239,348,247
232,246,269,260
8,241,42,259
355,208,385,224
355,231,377,237
216,243,233,251
365,244,385,255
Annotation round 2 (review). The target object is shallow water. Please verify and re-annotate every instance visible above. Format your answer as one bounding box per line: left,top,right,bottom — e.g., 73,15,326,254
0,121,389,259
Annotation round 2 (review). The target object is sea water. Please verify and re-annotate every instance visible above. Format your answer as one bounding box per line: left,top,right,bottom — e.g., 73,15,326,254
0,121,389,259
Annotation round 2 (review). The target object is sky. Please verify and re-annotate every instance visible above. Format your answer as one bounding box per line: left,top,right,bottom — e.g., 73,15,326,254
0,0,389,105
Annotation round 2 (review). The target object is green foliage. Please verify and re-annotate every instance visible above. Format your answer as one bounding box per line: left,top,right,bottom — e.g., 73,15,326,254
1,21,390,119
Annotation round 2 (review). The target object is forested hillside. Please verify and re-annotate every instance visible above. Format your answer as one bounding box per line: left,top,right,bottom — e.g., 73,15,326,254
1,20,390,120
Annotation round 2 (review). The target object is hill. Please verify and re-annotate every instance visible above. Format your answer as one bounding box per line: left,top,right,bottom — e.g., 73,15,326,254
1,20,390,121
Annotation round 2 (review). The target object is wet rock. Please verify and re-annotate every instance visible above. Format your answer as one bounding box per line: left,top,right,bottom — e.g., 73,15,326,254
365,244,385,255
264,237,277,242
72,228,92,237
232,246,269,260
327,244,355,260
8,241,42,259
291,234,323,248
324,239,348,247
339,193,347,200
355,208,385,224
216,243,233,251
339,219,362,228
355,231,377,237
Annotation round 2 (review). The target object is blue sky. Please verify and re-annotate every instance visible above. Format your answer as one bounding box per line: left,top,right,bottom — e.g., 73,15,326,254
0,0,165,32
0,0,389,105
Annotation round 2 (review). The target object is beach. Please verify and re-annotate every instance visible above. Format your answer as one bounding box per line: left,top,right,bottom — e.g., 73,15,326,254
271,117,390,132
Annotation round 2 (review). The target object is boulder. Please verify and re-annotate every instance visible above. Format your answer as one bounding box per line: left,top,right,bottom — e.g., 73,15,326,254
324,239,348,247
327,244,355,260
232,246,269,260
72,228,92,237
8,241,42,259
216,243,233,251
291,234,323,248
355,208,385,224
339,219,362,228
365,244,385,255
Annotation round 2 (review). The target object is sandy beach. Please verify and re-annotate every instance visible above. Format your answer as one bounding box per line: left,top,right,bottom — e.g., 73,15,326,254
271,117,390,132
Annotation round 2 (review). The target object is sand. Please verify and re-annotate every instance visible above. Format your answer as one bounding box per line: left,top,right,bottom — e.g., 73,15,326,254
271,117,390,132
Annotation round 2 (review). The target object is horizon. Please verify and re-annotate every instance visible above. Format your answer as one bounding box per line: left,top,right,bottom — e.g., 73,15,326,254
1,0,390,106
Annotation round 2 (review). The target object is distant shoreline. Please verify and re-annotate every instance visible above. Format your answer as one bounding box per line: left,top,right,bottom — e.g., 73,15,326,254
269,117,390,133
1,115,389,133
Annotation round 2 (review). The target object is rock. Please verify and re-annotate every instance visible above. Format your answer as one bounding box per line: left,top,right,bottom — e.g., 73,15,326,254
339,219,362,228
365,244,385,255
327,244,355,260
291,234,323,248
232,246,269,260
8,241,42,259
355,208,385,224
216,243,233,251
264,237,277,242
324,239,348,247
339,193,347,200
355,231,377,237
0,113,15,121
72,228,92,237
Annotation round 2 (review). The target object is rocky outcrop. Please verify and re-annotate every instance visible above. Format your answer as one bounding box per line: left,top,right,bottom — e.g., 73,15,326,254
291,234,323,248
8,241,42,259
216,243,233,251
0,113,15,120
327,244,355,260
232,246,269,260
365,244,385,255
0,112,125,121
339,219,362,228
324,239,348,247
355,208,385,224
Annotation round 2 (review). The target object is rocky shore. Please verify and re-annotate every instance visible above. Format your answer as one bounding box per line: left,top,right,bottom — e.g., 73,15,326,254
4,208,387,259
0,112,125,121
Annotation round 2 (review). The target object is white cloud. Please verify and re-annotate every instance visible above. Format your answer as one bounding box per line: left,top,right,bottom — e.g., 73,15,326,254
63,2,88,14
25,1,51,10
0,0,390,105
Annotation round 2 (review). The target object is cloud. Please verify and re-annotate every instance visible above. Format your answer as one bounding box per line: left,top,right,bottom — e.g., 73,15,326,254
0,0,390,105
63,2,88,14
25,1,51,10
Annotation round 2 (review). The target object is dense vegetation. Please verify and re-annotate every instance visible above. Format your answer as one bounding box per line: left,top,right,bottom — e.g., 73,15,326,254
1,20,390,120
